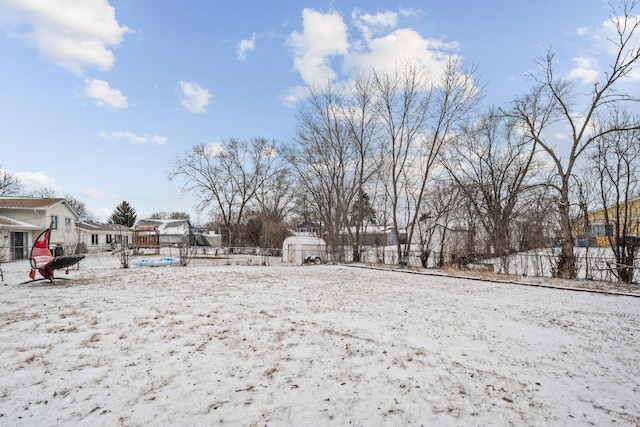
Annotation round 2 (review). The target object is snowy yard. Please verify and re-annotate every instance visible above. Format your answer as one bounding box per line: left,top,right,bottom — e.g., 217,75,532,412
1,254,639,426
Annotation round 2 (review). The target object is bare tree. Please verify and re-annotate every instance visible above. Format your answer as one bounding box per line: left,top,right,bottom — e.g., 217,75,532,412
288,76,382,262
65,194,95,221
0,166,20,265
290,190,319,228
0,166,23,196
415,179,461,268
513,186,558,252
247,160,296,250
27,187,58,198
237,210,291,250
169,137,278,246
287,82,359,260
373,60,431,263
149,211,191,220
589,109,640,283
375,57,482,264
343,73,383,261
569,163,602,279
441,109,543,273
506,0,640,278
252,163,296,223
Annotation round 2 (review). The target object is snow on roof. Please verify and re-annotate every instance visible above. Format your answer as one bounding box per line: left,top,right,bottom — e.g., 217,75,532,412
0,215,41,229
136,219,191,235
283,235,326,246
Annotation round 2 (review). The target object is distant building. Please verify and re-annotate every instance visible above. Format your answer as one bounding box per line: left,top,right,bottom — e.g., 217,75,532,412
134,218,194,246
576,197,640,247
296,221,318,236
339,226,406,247
197,229,222,247
76,221,132,253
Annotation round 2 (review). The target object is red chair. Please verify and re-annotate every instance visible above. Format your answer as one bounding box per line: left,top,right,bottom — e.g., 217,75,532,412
27,225,85,283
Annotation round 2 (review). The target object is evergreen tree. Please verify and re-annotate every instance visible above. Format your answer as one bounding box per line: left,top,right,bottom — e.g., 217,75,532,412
350,192,377,227
108,201,137,227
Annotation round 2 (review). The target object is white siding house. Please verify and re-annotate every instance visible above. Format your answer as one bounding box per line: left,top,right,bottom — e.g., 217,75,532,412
0,197,80,262
76,221,133,253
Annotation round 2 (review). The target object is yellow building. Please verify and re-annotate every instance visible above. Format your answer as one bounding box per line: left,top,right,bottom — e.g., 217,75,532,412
575,198,640,247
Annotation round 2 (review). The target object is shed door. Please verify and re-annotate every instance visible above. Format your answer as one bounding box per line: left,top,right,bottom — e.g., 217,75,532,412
288,245,296,263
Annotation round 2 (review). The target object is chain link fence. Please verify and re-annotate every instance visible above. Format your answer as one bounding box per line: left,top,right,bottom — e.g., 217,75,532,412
330,245,640,283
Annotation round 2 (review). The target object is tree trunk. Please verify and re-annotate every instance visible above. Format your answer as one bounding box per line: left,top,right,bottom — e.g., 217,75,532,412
556,182,576,279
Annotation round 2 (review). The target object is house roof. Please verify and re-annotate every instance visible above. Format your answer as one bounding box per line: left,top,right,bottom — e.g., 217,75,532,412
136,218,192,235
588,197,640,217
283,236,326,246
0,197,66,210
0,197,79,230
0,215,41,230
77,221,132,233
297,221,317,228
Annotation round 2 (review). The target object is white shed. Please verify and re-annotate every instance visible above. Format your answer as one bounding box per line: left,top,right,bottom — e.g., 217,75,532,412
282,236,326,265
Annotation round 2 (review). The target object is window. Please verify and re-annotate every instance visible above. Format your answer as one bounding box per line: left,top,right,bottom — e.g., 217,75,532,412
91,234,99,245
586,224,615,237
50,215,58,230
605,224,614,237
106,235,113,244
585,224,603,236
65,217,72,232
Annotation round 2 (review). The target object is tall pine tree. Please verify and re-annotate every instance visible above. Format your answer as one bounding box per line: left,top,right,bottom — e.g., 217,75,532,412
108,201,137,227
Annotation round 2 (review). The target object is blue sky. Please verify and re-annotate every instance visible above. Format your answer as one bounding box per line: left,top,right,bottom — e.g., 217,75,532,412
0,0,635,223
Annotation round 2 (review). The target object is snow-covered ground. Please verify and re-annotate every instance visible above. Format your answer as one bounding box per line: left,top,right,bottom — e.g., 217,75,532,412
1,254,639,426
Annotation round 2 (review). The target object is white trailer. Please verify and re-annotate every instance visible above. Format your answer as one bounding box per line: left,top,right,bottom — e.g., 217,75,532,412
282,236,326,265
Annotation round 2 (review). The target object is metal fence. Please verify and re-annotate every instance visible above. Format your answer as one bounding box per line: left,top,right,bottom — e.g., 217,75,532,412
119,241,640,283
330,246,640,283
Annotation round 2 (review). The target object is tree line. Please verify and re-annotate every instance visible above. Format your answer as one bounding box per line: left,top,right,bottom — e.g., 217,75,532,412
2,1,639,282
169,1,640,281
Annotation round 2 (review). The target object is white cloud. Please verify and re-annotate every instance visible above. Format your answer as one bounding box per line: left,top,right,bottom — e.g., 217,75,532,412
81,187,107,199
352,9,397,41
584,11,640,81
100,131,167,145
14,171,62,192
576,27,589,37
399,8,425,18
93,208,112,222
179,80,211,114
286,8,349,86
281,85,310,107
83,78,128,110
592,13,640,55
554,132,569,141
346,28,456,79
237,33,256,61
0,0,130,75
566,56,600,85
284,8,462,105
205,142,226,157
